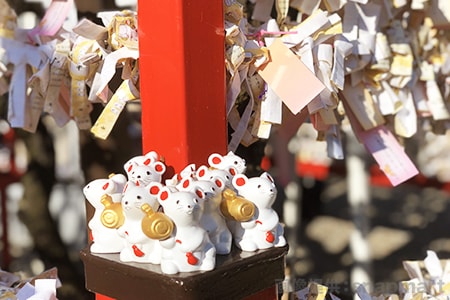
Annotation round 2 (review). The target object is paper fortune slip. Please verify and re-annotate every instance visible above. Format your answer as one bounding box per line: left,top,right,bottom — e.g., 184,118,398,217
258,38,325,115
28,0,74,38
359,126,419,186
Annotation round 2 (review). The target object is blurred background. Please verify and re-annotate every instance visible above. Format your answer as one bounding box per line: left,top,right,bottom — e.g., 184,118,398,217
0,1,450,300
0,1,140,299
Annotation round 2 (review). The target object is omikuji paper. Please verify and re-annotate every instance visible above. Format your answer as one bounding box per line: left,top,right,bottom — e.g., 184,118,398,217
258,38,325,115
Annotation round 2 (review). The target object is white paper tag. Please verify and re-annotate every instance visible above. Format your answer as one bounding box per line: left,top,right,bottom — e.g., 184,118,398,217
95,46,139,102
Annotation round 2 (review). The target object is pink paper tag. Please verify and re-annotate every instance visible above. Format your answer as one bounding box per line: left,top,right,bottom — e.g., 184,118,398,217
258,38,325,115
344,99,419,186
29,0,74,38
359,126,419,186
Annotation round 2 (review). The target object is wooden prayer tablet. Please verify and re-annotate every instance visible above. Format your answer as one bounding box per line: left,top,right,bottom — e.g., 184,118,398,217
81,245,288,300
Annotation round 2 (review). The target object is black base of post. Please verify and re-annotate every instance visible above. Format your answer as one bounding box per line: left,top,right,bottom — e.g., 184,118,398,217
80,245,288,300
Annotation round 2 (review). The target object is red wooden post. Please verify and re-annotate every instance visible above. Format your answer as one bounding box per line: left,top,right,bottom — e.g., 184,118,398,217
90,1,283,299
138,0,227,177
95,1,227,299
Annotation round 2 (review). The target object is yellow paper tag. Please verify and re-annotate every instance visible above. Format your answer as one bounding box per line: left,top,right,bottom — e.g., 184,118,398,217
90,79,139,139
390,53,413,77
68,39,100,129
0,15,16,39
307,282,328,300
69,61,92,129
108,10,138,50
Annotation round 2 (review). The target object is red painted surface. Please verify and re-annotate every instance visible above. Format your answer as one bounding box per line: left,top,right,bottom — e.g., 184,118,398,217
96,294,115,300
245,285,279,300
97,0,241,299
138,0,227,178
94,2,278,299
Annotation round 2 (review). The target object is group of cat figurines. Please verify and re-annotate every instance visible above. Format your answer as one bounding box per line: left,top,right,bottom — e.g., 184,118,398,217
83,150,287,275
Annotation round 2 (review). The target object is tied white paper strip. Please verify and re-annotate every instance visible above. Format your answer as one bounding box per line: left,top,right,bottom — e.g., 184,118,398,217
330,38,352,90
316,44,334,94
226,62,248,116
26,60,51,133
315,44,339,115
259,19,282,124
401,250,450,297
411,81,431,116
423,250,443,280
282,9,330,47
97,11,122,29
45,39,70,114
94,46,139,102
371,80,400,116
72,18,108,42
0,37,49,129
262,19,281,48
426,80,450,121
394,88,417,138
341,3,377,76
372,32,391,71
298,37,325,115
261,86,282,124
250,99,272,139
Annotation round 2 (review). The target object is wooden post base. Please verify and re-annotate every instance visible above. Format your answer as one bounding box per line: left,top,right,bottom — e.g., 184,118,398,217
81,245,288,300
94,286,279,300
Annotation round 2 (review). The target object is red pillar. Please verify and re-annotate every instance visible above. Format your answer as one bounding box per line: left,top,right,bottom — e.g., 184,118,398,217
93,2,280,299
138,0,227,177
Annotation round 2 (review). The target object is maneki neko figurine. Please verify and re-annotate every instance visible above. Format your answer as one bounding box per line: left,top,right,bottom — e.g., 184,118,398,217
229,172,286,252
156,180,216,274
83,173,127,253
116,181,163,264
177,176,233,255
